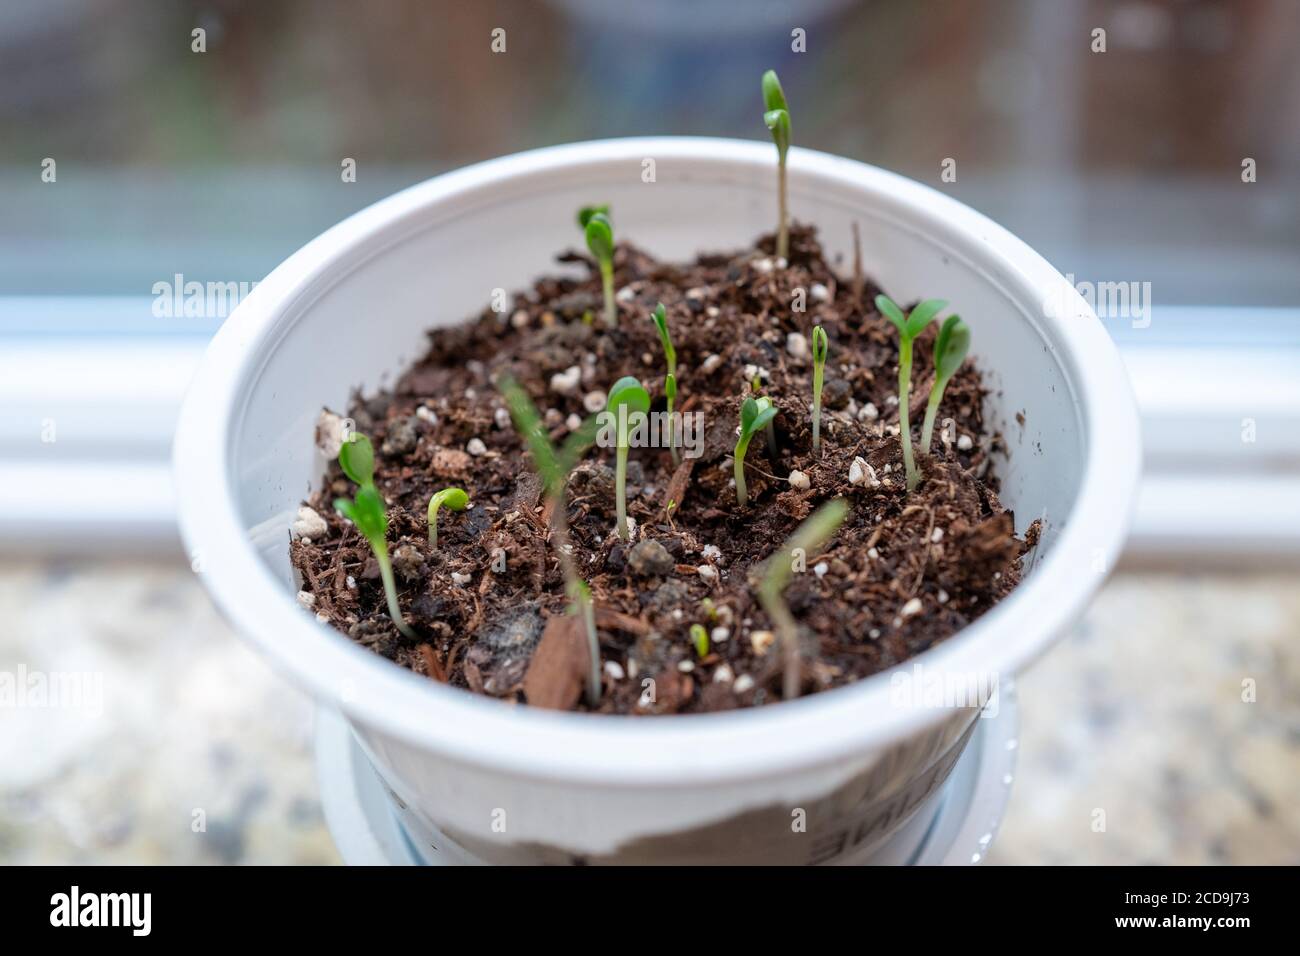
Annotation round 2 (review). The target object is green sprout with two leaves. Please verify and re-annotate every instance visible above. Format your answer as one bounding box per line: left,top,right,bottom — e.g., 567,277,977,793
920,315,971,453
758,498,848,700
811,325,828,454
734,394,779,508
333,433,415,639
650,303,679,464
875,294,949,492
500,375,603,706
582,209,617,328
762,69,792,261
605,375,651,541
426,487,469,550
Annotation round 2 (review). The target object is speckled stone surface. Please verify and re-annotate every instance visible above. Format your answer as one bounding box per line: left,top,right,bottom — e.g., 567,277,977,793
2,560,1296,865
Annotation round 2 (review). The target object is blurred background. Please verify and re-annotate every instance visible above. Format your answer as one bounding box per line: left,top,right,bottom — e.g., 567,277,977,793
1,0,1297,864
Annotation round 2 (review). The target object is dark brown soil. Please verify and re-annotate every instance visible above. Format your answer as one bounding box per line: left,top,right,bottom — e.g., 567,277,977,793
290,224,1030,714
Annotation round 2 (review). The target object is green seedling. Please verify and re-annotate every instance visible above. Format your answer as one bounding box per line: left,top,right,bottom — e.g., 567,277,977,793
605,375,651,541
690,623,709,659
876,294,949,491
335,484,415,640
762,68,792,260
651,303,680,464
338,432,375,487
426,487,469,550
577,204,609,228
500,376,602,705
920,316,971,453
585,211,617,327
734,395,779,507
758,395,778,459
811,325,828,454
758,498,848,700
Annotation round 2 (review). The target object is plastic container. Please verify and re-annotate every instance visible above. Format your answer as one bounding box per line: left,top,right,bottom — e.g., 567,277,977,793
173,138,1140,864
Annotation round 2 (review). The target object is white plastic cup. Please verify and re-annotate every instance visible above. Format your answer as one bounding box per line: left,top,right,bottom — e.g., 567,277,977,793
174,138,1140,865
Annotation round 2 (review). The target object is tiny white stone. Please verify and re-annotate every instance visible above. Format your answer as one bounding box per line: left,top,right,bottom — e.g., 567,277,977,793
705,306,720,318
900,597,923,618
466,438,487,456
493,407,510,429
464,388,477,401
752,257,774,274
701,544,722,560
566,413,582,431
701,354,723,374
511,308,530,328
750,630,775,655
786,332,809,360
788,470,810,491
813,562,829,579
811,282,831,302
710,626,730,644
849,457,881,488
451,571,472,586
604,661,625,681
550,365,581,395
774,257,788,269
733,674,756,694
296,590,316,609
315,410,350,458
867,547,880,560
672,608,683,621
292,506,329,540
616,285,636,303
743,363,759,381
677,659,695,673
346,575,357,589
583,390,605,413
713,663,735,684
869,628,881,640
627,659,639,679
697,565,718,583
417,405,439,426
886,395,899,406
859,402,879,421
931,527,945,543
938,589,950,605
315,611,330,624
957,434,974,451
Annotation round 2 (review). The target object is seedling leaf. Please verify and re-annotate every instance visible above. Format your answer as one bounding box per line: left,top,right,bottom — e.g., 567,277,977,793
584,212,614,265
933,315,970,381
577,204,609,229
338,432,375,486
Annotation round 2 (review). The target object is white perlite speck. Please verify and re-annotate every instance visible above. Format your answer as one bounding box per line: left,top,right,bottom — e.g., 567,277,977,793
493,407,510,429
710,626,730,644
750,630,775,655
810,282,830,302
296,590,316,609
582,390,605,413
786,332,809,360
713,664,734,684
604,661,625,681
701,354,723,374
451,571,472,586
813,562,829,579
466,438,487,456
900,597,923,618
550,365,581,395
858,402,879,421
931,527,944,543
314,410,350,459
510,308,529,328
291,506,329,540
701,543,722,561
677,660,695,673
788,469,810,491
733,674,755,694
849,457,881,488
566,413,582,431
697,565,718,582
957,434,974,451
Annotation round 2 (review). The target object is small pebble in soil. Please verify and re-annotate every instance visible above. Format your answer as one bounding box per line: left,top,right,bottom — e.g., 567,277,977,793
697,565,718,583
849,457,880,488
451,571,472,586
713,663,734,684
604,661,625,681
701,354,723,374
858,402,879,421
346,575,357,589
392,544,424,582
296,590,316,609
677,660,695,673
900,597,924,618
786,332,809,360
931,527,945,543
811,282,830,302
788,469,810,491
733,675,755,694
550,365,581,395
494,407,510,429
813,562,829,579
627,539,675,577
510,308,529,328
466,438,487,456
582,390,605,413
566,413,582,431
616,285,636,303
315,611,330,624
938,589,950,604
710,626,730,643
750,630,775,655
291,506,328,540
701,543,722,561
957,434,974,451
867,547,880,560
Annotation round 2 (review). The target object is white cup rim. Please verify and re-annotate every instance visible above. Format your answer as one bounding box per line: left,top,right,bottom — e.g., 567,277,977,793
173,137,1140,786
